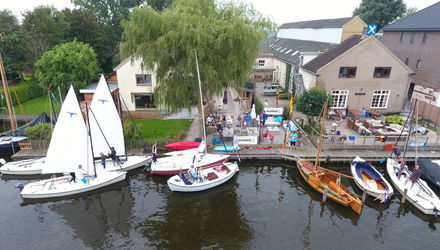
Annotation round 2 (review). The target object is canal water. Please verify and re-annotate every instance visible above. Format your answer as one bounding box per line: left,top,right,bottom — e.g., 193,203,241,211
0,160,438,249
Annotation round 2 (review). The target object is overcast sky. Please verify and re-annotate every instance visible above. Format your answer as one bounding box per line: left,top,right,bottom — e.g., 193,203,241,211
2,0,439,25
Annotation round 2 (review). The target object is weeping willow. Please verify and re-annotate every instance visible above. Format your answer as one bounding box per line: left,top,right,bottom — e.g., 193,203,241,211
120,0,274,112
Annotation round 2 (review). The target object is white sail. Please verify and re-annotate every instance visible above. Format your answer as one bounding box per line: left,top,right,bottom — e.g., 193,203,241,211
42,86,93,174
89,75,125,157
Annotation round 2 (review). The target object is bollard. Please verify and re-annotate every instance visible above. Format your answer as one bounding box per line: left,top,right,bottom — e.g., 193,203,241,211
322,186,328,203
362,190,367,203
401,188,408,203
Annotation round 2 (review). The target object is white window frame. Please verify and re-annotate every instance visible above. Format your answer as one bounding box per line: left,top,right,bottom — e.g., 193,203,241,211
331,90,349,109
371,90,390,109
258,59,265,67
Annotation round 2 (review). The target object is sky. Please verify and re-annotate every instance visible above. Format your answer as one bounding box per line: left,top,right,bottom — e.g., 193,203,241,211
2,0,439,25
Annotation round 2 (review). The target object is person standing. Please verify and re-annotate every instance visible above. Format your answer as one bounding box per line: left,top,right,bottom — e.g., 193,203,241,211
221,115,227,128
152,143,158,163
100,152,106,169
345,106,349,119
245,113,251,127
405,165,421,188
109,147,121,167
237,115,242,128
265,99,268,107
290,131,298,150
233,133,240,152
396,157,406,179
262,111,268,126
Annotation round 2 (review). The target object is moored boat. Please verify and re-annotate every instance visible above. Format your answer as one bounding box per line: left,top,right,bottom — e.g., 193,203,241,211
386,158,440,215
350,156,393,200
213,145,241,152
0,157,45,175
167,162,239,192
417,158,440,189
165,141,201,151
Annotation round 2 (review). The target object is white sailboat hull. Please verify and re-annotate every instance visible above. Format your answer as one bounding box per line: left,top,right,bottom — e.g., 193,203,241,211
0,157,45,175
97,155,152,172
167,162,239,192
21,171,126,199
386,158,440,215
151,153,229,175
350,156,393,199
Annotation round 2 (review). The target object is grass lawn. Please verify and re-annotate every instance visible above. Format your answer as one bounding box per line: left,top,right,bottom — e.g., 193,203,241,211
11,95,60,115
130,119,193,141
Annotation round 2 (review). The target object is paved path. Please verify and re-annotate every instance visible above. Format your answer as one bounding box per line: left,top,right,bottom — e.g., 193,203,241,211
254,81,289,108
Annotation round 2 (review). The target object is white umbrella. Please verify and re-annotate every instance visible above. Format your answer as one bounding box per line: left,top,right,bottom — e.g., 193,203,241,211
251,104,256,119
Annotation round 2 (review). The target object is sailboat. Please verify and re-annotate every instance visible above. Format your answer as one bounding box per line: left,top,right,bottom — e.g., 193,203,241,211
386,100,440,215
297,102,363,214
88,75,151,172
167,50,238,192
21,86,126,199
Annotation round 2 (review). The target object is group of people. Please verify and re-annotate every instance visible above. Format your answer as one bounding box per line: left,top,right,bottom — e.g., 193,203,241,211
393,147,421,189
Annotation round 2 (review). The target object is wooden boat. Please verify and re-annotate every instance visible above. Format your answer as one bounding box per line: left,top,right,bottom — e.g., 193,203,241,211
21,86,127,200
350,156,393,200
167,162,238,192
386,158,440,215
213,145,241,152
165,141,201,151
297,159,363,214
296,101,363,214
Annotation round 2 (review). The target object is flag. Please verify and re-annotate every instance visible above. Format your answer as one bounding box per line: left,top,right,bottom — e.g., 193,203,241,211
289,96,294,114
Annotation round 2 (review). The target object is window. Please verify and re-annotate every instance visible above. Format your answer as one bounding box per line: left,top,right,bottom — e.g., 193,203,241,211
373,67,392,78
416,60,421,70
133,94,155,109
258,60,265,67
400,32,404,42
135,74,152,85
410,32,416,43
371,90,390,108
422,33,427,44
331,90,348,108
338,67,357,78
405,58,409,65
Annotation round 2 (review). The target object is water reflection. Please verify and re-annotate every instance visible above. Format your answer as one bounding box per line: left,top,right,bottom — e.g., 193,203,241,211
139,173,253,249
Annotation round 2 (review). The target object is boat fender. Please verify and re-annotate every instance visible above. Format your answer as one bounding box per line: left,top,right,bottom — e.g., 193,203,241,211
326,156,331,163
15,183,24,191
0,158,6,166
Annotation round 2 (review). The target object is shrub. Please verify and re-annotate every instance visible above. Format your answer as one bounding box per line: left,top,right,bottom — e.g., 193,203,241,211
24,124,52,140
385,115,404,125
123,121,141,140
0,80,45,105
279,93,289,99
282,106,290,120
252,95,263,114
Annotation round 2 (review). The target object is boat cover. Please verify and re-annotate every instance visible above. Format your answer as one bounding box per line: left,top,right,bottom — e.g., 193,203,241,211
354,161,382,181
1,113,52,136
417,158,440,189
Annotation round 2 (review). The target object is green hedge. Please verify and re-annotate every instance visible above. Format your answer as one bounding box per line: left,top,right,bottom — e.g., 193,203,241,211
279,93,289,99
0,80,45,105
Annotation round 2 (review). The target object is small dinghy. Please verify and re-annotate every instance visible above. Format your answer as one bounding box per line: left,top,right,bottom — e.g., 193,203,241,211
165,141,201,151
386,158,440,215
351,156,393,201
167,162,239,192
0,157,45,175
213,145,240,152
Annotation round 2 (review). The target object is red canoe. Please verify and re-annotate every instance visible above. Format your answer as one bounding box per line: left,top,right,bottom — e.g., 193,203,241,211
165,141,201,151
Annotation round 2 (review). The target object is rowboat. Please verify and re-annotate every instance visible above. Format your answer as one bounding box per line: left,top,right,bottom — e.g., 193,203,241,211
165,141,201,151
167,162,238,192
350,156,393,200
386,158,440,215
297,159,363,214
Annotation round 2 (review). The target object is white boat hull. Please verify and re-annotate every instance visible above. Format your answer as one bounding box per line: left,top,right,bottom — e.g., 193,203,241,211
96,155,152,172
0,158,45,175
151,153,229,175
351,156,393,199
21,171,126,199
167,162,239,192
386,158,440,215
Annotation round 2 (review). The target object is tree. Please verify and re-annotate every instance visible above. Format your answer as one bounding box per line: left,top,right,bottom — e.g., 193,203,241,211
0,10,26,79
148,0,173,11
120,0,274,111
63,8,113,73
35,40,99,91
353,0,406,28
402,6,418,18
21,6,70,72
296,88,332,123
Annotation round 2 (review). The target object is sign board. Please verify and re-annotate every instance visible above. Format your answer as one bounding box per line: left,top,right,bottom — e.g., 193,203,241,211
237,135,258,145
264,107,283,116
366,24,377,35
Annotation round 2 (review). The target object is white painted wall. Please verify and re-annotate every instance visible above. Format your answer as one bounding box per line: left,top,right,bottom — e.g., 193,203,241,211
272,58,287,87
299,68,317,90
116,58,157,111
277,28,343,44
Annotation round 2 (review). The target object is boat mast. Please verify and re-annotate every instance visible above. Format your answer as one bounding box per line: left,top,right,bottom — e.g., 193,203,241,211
415,99,419,164
315,101,327,173
194,50,207,154
0,51,16,135
85,101,97,177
